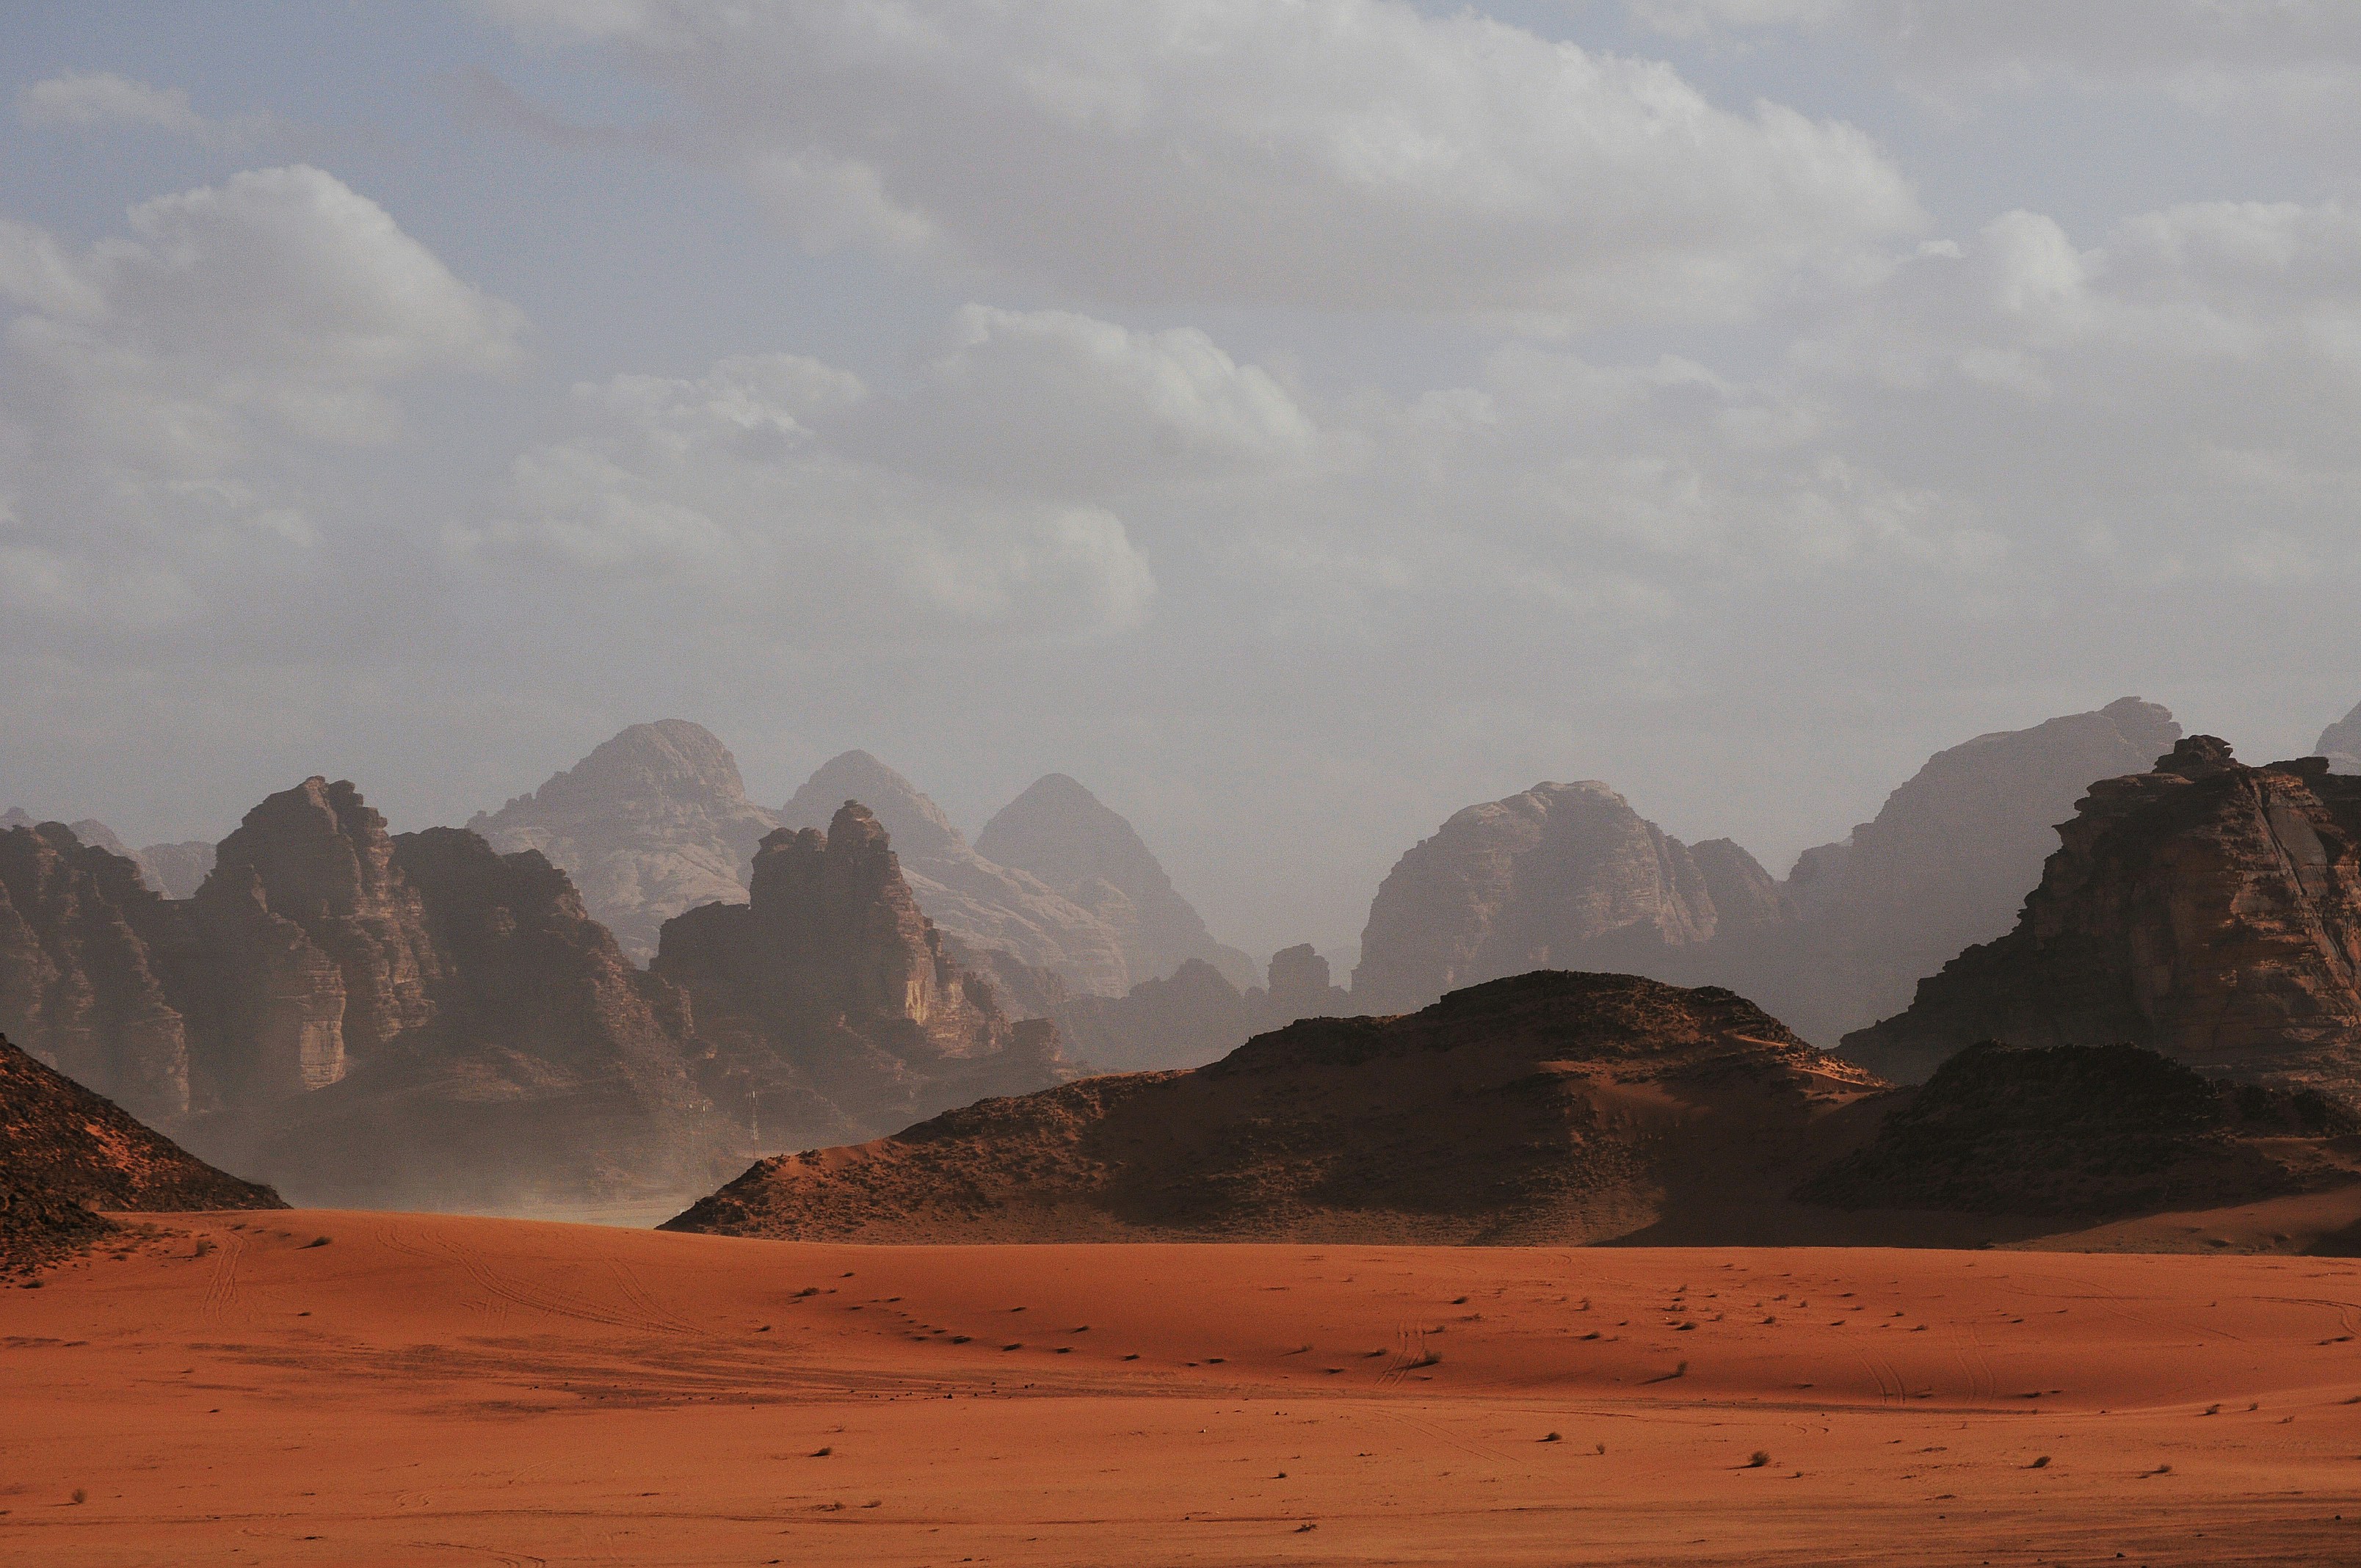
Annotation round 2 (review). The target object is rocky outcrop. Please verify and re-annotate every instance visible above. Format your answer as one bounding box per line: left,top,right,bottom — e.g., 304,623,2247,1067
1841,738,2361,1091
4,1028,281,1270
1800,1042,2360,1217
1768,697,2183,1040
1350,781,1791,1014
2316,699,2361,774
976,774,1255,988
467,720,783,964
781,752,1130,995
655,802,1067,1148
0,822,192,1124
186,778,443,1103
662,970,1887,1244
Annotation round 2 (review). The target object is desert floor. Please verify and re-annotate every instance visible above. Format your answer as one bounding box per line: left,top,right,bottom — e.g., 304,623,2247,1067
4,1213,2360,1566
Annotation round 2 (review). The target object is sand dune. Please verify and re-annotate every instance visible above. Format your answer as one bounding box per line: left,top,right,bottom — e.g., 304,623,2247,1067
4,1211,2360,1564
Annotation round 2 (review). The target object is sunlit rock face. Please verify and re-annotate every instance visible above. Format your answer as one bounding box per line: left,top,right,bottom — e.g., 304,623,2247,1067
468,720,783,965
1842,738,2361,1092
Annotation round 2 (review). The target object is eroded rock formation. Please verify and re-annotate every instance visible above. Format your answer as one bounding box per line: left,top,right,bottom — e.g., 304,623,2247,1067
1841,738,2361,1090
976,773,1255,988
782,751,1130,995
2316,698,2361,775
1052,942,1354,1072
656,802,1066,1149
467,720,783,964
1350,781,1790,1014
662,970,1887,1244
0,822,192,1124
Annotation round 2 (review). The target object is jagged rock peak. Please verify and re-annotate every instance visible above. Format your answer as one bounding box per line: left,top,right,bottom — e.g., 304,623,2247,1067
978,773,1253,988
780,752,1133,996
1840,736,2361,1091
466,719,783,965
780,750,968,861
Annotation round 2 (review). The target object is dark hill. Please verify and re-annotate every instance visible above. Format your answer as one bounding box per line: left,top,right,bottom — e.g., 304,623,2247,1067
662,971,1889,1244
1800,1041,2361,1219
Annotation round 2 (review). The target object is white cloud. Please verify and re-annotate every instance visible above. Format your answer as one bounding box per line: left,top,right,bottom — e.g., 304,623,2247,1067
0,167,525,634
1631,1,2361,118
16,70,272,145
454,349,1159,643
487,0,1922,324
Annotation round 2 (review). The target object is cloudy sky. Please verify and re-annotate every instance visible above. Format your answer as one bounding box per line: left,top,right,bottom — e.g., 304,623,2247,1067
4,1,2359,962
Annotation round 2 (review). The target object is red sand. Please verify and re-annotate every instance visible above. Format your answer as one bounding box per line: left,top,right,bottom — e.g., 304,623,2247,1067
4,1211,2360,1565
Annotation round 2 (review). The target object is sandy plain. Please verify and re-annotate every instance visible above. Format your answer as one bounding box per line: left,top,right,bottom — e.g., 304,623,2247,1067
4,1211,2360,1566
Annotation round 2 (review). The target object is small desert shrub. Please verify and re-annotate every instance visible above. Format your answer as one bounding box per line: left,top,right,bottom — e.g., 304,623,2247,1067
1539,1431,1561,1443
2029,1456,2050,1469
70,1489,86,1505
304,1236,331,1249
1747,1451,1770,1469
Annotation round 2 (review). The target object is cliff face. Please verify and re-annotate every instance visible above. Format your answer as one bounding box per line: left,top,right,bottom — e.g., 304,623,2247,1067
661,970,1889,1244
655,802,1067,1149
781,751,1131,995
0,823,192,1124
187,778,443,1102
1350,781,1789,1015
976,774,1256,989
467,720,782,964
1769,697,2183,1041
1052,942,1354,1072
1840,738,2361,1091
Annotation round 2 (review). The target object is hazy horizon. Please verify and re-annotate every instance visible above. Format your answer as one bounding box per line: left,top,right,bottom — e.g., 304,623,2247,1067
5,1,2359,960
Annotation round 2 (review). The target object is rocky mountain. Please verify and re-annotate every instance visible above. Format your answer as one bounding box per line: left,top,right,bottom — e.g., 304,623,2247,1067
1769,697,2183,1041
1053,942,1354,1072
2316,698,2361,774
975,773,1255,988
654,802,1067,1150
662,970,1888,1244
1802,1041,2360,1219
1349,780,1790,1015
1,807,217,899
781,751,1130,995
466,720,783,964
1841,738,2361,1091
0,819,192,1125
3,1028,282,1271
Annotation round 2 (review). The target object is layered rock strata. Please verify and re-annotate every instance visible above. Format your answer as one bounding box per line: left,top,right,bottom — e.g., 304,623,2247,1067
1841,738,2361,1090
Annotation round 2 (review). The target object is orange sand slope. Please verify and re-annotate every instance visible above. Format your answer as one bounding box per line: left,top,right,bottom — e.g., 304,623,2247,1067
4,1213,2360,1567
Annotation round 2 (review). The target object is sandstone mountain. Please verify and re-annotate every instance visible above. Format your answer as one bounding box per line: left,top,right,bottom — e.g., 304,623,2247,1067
1841,738,2361,1091
1349,780,1790,1015
466,720,783,964
2316,698,2361,774
1802,1041,2360,1219
662,971,1887,1244
976,773,1255,988
0,819,192,1125
1769,697,2183,1041
2,1028,282,1270
781,751,1129,995
654,802,1067,1149
1,807,217,899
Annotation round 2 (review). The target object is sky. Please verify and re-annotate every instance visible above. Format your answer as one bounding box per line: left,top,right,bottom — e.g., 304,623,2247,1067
4,0,2359,965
